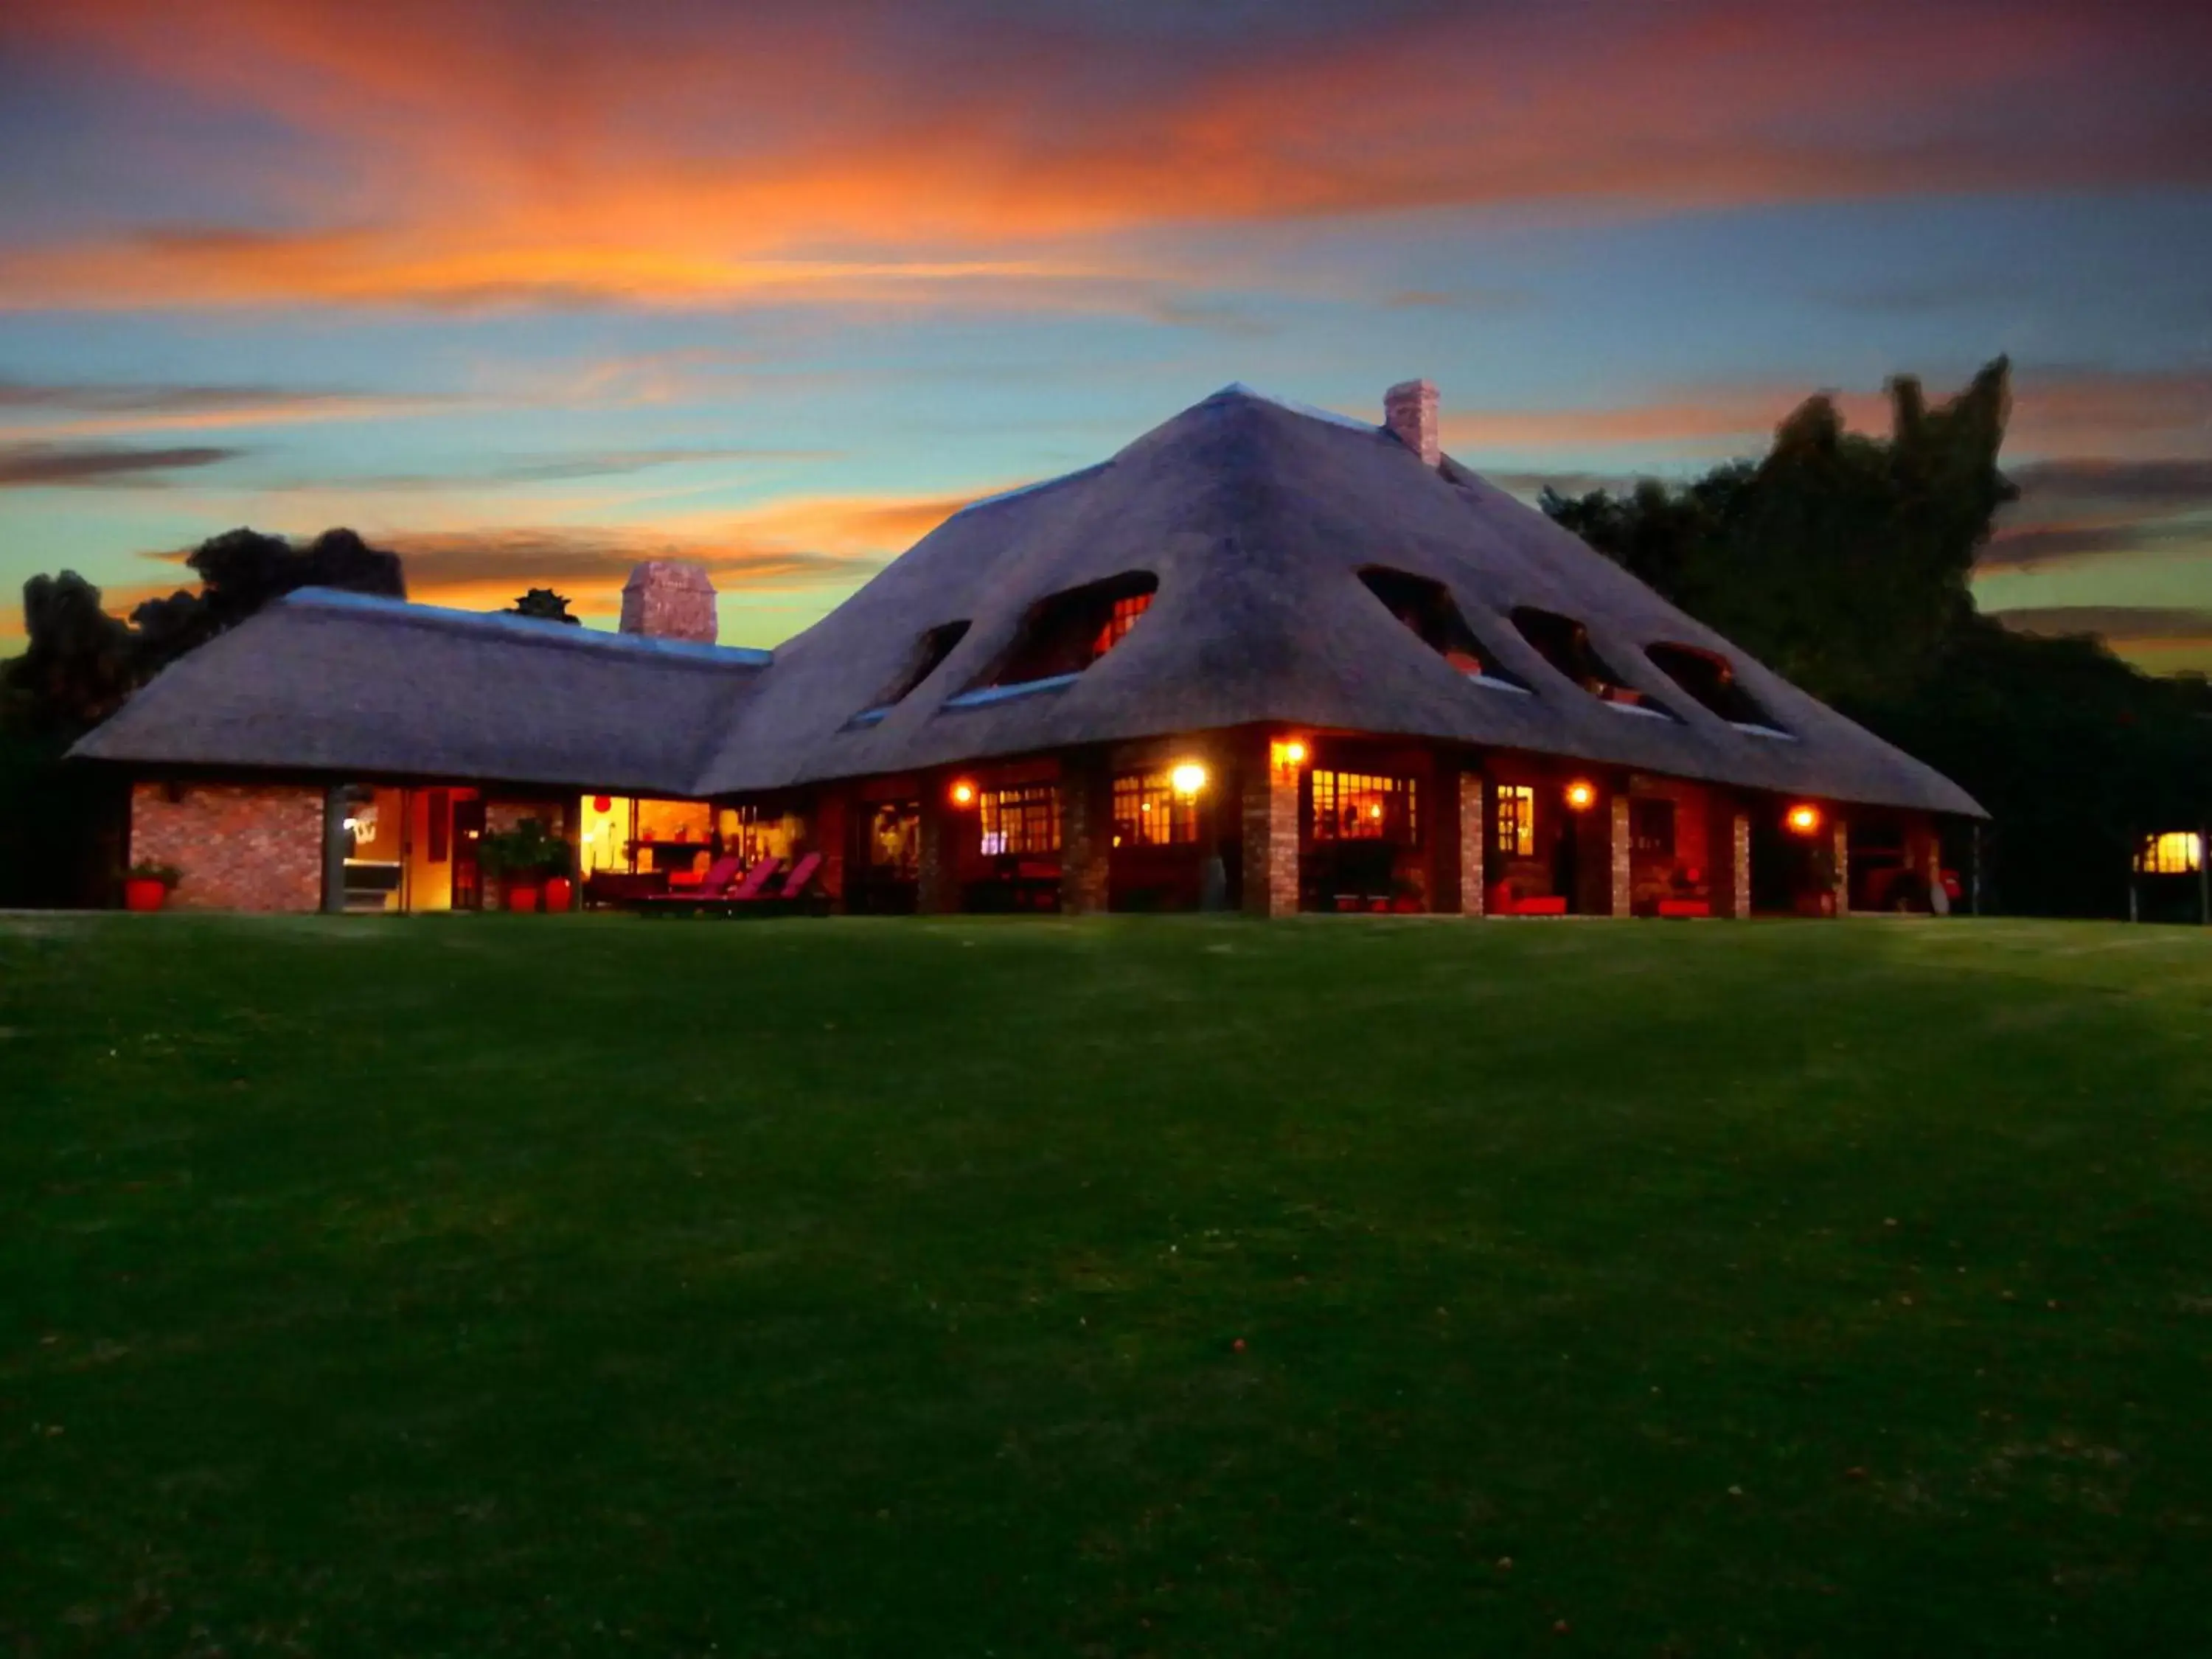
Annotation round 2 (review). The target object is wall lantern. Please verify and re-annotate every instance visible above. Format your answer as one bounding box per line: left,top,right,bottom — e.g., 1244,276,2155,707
1786,803,1823,836
1270,737,1308,779
1170,762,1208,797
949,779,977,807
1564,779,1597,812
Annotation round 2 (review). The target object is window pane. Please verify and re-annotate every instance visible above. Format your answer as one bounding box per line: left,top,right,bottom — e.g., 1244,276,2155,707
1112,770,1199,846
1494,785,1534,857
1312,771,1419,843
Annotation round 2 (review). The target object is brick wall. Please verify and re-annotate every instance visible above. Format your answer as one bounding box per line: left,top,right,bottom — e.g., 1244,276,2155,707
130,781,324,911
1608,793,1632,917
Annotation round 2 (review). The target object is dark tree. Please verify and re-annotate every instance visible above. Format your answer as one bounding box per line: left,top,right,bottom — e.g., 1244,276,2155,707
132,526,406,661
1540,357,2211,917
511,588,582,625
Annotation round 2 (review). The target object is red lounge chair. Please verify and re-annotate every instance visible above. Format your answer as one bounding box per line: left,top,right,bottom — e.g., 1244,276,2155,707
667,853,742,894
713,852,830,918
636,855,779,917
1656,897,1710,918
1511,896,1568,916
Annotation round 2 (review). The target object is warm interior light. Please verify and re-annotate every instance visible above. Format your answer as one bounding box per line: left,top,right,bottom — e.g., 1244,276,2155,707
1787,803,1823,835
1565,779,1596,812
950,779,976,807
1170,762,1208,796
1368,803,1385,820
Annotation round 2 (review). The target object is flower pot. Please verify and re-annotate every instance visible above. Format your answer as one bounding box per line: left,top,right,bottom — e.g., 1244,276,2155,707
542,875,574,913
124,877,169,913
507,883,541,914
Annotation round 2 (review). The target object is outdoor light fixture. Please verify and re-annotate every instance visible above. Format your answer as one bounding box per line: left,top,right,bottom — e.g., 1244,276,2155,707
1270,737,1308,776
1170,762,1208,796
1787,803,1823,835
1564,779,1596,812
950,779,977,807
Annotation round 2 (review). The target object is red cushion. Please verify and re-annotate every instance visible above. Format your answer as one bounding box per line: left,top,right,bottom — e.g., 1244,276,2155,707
1513,896,1568,916
1656,898,1710,917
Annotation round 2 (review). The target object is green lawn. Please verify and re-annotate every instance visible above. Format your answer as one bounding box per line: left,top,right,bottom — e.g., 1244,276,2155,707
4,914,2210,1656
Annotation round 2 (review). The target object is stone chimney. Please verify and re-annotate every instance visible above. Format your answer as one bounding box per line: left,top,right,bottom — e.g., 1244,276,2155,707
619,560,718,644
1384,378,1440,467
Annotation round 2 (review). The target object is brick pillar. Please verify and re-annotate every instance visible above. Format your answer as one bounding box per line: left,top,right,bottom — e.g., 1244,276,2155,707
1610,792,1632,917
1832,818,1851,916
1060,751,1113,917
1242,737,1301,917
1728,812,1751,919
917,785,963,915
1458,771,1486,916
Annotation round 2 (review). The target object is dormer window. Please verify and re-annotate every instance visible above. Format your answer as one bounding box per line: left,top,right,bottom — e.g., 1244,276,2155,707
1646,643,1791,737
1359,567,1528,691
950,571,1158,706
846,619,971,727
1510,607,1674,719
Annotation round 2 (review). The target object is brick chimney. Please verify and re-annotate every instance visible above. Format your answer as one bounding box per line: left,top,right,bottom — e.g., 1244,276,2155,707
619,560,718,644
1384,378,1440,467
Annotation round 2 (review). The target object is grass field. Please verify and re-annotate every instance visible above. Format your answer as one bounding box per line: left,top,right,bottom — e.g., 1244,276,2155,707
4,913,2210,1656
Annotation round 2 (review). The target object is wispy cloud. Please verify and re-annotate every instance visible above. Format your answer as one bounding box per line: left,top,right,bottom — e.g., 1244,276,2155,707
0,442,238,487
2,0,2205,313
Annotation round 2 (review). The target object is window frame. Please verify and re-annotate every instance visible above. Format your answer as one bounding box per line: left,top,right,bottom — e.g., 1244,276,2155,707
1310,769,1421,845
978,781,1062,856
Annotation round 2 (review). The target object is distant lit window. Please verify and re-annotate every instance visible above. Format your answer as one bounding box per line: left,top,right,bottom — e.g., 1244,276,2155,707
1312,771,1418,844
1090,594,1153,661
1113,770,1200,847
980,783,1061,856
2137,832,2203,874
1494,785,1535,857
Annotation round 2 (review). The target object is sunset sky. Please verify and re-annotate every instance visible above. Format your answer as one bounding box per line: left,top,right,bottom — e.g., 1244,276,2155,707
2,0,2208,667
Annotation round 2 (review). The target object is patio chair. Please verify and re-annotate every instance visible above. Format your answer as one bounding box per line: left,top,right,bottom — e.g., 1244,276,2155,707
635,855,779,917
703,851,830,918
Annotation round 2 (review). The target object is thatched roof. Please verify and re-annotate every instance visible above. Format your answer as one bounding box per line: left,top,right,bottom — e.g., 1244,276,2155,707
76,386,1980,818
72,589,768,793
697,386,1982,816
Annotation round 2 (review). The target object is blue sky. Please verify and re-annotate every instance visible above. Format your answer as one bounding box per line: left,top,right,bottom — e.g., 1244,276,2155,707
2,0,2208,664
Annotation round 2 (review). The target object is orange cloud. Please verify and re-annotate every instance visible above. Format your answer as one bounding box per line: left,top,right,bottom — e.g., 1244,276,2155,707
3,0,2205,311
1436,369,2212,462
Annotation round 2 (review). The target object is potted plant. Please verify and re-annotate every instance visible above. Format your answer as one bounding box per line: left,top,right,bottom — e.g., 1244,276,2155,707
479,818,573,913
123,861,182,912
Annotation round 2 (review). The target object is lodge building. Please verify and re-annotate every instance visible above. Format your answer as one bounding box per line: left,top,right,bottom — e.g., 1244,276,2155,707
74,381,1982,917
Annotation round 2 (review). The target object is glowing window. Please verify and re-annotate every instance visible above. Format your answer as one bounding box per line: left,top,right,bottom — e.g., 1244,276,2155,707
979,782,1061,856
2138,832,2203,874
1511,607,1672,715
1357,567,1528,689
1494,785,1535,857
1646,642,1786,733
1113,770,1200,847
1091,594,1153,660
978,572,1158,689
1312,771,1419,844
